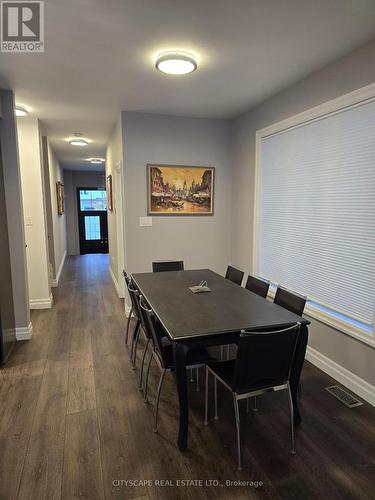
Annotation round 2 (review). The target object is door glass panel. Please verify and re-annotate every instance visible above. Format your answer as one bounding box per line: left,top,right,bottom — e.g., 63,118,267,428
79,189,107,211
84,216,101,240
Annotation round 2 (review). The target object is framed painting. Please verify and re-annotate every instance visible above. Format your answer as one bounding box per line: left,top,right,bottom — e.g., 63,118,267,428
147,164,215,216
56,181,64,215
106,174,113,211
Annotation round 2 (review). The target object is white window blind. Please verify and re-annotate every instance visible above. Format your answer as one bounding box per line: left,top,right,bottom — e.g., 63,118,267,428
257,99,375,327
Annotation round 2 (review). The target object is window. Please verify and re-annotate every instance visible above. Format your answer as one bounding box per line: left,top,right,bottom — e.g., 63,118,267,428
255,95,375,340
79,189,107,211
84,216,101,240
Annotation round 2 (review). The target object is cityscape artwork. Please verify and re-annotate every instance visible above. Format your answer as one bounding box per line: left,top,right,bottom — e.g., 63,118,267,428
147,164,214,215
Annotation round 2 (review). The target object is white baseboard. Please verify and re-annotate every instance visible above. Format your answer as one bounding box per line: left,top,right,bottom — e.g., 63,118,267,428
29,292,53,310
306,346,375,407
15,322,33,340
109,266,119,295
51,251,66,287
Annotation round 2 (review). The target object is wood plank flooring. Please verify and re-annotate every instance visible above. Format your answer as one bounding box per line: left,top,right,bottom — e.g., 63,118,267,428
0,254,374,500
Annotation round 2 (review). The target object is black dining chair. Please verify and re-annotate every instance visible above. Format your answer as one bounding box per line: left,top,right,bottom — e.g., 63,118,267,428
245,275,270,298
152,260,184,272
139,295,214,433
205,323,301,471
274,286,307,316
127,279,143,367
122,270,133,345
225,265,244,286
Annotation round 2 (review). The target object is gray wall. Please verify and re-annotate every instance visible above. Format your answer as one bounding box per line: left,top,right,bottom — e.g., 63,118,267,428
122,112,232,275
0,90,30,330
64,170,105,255
231,40,375,385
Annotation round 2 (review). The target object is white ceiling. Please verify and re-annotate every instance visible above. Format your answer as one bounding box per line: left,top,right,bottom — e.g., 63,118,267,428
1,0,375,171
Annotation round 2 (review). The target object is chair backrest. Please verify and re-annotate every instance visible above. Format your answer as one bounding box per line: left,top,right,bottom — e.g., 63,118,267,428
274,286,307,316
231,323,301,393
127,279,140,318
122,270,131,287
245,275,270,298
139,295,169,368
225,265,244,286
152,260,184,272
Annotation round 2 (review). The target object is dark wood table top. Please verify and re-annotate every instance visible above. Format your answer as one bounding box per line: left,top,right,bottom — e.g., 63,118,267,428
131,269,309,341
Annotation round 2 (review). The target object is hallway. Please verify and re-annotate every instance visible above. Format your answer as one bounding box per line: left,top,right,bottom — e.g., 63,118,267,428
1,255,375,500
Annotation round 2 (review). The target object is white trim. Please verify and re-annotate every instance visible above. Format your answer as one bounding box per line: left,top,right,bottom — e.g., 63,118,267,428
29,293,53,309
115,160,125,298
306,346,375,407
50,251,66,287
109,266,119,295
253,82,375,347
15,322,33,340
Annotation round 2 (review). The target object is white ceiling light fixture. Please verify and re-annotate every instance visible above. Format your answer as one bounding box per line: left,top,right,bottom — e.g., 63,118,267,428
155,51,197,75
69,133,88,146
88,158,105,164
15,105,28,116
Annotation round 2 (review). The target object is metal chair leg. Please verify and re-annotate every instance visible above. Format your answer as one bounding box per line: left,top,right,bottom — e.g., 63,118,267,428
214,377,218,420
195,367,200,392
130,320,140,363
246,398,250,413
220,345,224,360
153,369,166,432
131,326,141,368
143,350,153,402
138,338,151,391
204,367,209,425
189,368,194,382
233,394,242,471
253,395,258,411
287,383,296,455
226,344,230,359
125,306,133,346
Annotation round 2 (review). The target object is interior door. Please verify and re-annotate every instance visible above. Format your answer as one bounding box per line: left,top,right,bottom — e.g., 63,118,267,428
77,188,108,254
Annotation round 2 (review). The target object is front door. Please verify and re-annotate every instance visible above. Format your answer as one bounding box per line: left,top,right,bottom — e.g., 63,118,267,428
77,188,108,254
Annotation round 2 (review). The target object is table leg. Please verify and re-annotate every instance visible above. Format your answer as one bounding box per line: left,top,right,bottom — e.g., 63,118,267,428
173,342,190,450
290,324,308,424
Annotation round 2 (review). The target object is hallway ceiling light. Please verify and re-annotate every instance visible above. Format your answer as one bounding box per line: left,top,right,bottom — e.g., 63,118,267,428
89,158,105,164
69,135,88,146
155,51,197,75
15,105,28,116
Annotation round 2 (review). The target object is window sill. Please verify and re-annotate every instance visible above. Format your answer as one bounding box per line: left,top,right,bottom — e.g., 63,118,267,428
267,288,375,349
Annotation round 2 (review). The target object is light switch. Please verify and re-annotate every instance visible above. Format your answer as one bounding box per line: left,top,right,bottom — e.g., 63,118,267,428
139,216,152,227
26,216,33,226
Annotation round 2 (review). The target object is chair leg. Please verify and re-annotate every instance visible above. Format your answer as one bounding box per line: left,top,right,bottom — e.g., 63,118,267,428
130,320,140,363
125,306,133,346
246,398,250,413
189,368,194,382
138,338,151,391
195,367,200,392
287,383,296,455
297,382,303,400
153,369,166,432
226,344,230,359
214,377,219,420
253,395,258,411
131,326,141,369
204,367,209,425
220,345,224,360
233,394,242,471
143,350,153,402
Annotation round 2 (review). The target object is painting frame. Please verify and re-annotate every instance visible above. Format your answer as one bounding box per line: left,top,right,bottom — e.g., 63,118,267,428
147,164,215,216
56,181,64,215
106,174,113,212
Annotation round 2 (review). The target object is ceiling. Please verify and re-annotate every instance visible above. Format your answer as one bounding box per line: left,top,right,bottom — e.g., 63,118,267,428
1,0,375,171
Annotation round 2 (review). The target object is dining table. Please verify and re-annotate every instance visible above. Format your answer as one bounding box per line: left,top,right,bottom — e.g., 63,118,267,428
131,269,310,451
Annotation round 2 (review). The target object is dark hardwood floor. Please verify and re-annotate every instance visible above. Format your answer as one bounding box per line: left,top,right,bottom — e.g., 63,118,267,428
1,254,374,500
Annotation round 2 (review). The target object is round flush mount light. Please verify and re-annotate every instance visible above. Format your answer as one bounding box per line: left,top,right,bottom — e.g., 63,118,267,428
15,105,28,117
89,158,105,164
155,51,197,75
69,134,88,147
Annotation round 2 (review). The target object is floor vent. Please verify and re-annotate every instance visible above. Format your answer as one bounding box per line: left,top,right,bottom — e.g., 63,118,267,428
325,385,363,408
